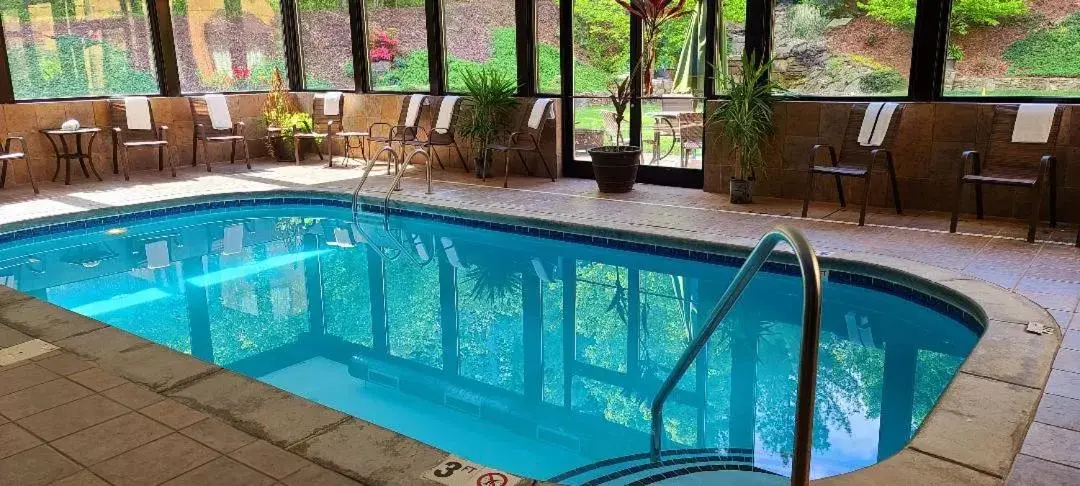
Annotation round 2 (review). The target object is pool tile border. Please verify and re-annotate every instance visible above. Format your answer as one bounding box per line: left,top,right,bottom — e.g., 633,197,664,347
0,189,1063,485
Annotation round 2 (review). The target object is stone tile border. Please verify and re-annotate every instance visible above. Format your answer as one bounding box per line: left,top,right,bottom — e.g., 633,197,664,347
0,187,1063,485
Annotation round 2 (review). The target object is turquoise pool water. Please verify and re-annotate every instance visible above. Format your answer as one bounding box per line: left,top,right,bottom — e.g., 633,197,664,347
0,199,981,482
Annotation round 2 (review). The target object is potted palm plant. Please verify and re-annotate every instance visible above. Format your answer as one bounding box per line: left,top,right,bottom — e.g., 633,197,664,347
710,53,780,204
459,67,519,178
588,0,690,193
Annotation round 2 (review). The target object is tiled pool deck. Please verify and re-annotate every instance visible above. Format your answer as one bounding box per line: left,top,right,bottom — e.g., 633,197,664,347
1,158,1079,485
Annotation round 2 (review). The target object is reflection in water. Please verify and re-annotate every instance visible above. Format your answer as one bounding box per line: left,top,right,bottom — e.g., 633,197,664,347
0,207,979,481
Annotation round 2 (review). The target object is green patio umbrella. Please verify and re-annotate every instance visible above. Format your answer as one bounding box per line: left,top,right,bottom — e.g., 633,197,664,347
672,2,707,94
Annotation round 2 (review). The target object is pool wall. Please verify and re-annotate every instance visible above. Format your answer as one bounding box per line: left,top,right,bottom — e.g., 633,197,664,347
0,189,1062,485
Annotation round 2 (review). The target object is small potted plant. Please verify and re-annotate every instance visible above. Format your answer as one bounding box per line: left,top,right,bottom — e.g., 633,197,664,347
588,0,690,193
710,52,779,204
262,68,316,161
459,66,519,178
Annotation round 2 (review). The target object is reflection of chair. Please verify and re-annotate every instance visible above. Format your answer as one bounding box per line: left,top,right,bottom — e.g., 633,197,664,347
189,95,251,171
0,135,36,194
677,113,703,168
801,103,905,227
950,104,1064,242
109,97,173,180
486,98,557,188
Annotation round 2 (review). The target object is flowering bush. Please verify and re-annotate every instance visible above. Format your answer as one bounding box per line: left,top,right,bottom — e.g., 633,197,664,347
369,29,401,63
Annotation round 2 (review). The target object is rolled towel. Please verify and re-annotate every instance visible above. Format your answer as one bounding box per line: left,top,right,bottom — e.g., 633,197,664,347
405,94,426,126
527,99,553,129
124,96,152,130
857,102,884,146
1012,104,1057,143
323,91,342,116
868,102,898,147
204,94,233,130
434,96,460,132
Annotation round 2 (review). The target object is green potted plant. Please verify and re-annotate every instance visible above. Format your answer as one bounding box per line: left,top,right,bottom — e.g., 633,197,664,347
262,68,317,161
459,66,519,178
588,0,690,193
710,52,780,204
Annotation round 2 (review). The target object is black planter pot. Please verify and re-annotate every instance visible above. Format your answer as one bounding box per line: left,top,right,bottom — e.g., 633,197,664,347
588,145,641,193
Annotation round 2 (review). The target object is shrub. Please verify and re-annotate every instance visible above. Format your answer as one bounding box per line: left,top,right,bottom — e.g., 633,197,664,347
858,68,905,93
783,3,830,40
1005,12,1080,76
858,0,1027,35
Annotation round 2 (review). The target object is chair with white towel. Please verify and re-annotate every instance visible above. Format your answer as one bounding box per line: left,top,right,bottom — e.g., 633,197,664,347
369,94,428,173
109,97,173,180
292,92,364,167
950,104,1064,243
425,96,469,173
485,98,558,188
801,102,905,226
188,94,251,172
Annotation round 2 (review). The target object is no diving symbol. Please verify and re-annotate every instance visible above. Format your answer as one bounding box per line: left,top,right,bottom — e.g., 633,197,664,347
476,472,508,486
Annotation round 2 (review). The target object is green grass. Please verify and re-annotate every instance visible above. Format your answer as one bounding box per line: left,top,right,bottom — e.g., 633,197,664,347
575,101,681,146
1005,12,1080,77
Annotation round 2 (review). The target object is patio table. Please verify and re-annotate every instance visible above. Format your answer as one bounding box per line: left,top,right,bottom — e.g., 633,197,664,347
649,111,691,165
40,127,103,185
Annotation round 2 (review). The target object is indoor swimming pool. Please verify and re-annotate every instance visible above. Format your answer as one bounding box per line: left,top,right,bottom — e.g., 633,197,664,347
0,196,983,483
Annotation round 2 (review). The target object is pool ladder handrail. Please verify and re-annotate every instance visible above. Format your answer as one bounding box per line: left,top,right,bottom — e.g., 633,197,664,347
350,126,434,214
648,226,822,486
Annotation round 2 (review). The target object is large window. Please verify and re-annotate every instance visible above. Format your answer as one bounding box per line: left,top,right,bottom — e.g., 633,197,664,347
942,1,1080,97
1,0,159,100
298,0,355,90
571,0,629,158
772,0,913,97
444,0,517,92
172,0,287,93
366,0,429,91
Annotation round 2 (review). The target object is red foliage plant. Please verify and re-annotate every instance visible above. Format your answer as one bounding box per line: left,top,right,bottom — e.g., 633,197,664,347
232,66,250,80
369,29,401,63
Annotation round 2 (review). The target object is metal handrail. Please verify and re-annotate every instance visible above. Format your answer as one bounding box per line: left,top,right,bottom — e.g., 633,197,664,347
648,226,822,486
351,146,399,213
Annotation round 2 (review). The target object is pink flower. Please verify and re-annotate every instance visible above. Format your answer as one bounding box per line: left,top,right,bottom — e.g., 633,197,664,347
232,66,250,80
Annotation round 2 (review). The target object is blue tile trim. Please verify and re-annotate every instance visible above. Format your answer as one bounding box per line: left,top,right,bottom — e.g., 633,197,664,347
0,194,980,330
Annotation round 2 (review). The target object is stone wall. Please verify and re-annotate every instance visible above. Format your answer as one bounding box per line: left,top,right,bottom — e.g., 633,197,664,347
0,93,560,187
703,101,1080,222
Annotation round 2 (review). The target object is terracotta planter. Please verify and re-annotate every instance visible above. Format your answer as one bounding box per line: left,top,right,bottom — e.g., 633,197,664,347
588,145,641,193
730,178,754,204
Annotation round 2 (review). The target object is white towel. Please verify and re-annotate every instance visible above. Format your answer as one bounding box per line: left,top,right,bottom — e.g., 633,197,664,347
435,96,460,132
223,224,244,255
124,96,152,130
868,102,898,147
858,102,884,146
527,99,552,129
411,234,430,263
323,92,342,116
1012,104,1057,143
204,94,233,130
404,94,425,126
145,240,170,269
531,258,551,283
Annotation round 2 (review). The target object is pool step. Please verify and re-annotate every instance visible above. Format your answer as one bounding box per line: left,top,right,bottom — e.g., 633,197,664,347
550,449,784,485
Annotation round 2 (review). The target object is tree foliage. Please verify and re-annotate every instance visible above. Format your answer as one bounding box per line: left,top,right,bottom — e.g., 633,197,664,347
858,0,1027,35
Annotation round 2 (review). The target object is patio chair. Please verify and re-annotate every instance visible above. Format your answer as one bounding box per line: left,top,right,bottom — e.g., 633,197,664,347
0,135,36,194
369,94,428,172
189,94,251,172
601,110,622,146
108,97,173,181
677,112,703,168
486,98,557,188
426,96,469,172
950,104,1064,243
801,103,905,226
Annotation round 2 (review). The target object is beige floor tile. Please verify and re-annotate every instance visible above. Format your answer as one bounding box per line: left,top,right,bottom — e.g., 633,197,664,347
0,363,59,396
0,378,92,420
230,440,311,479
179,418,256,454
49,470,111,486
161,456,276,486
0,445,81,486
141,399,207,429
100,381,164,409
281,464,363,486
0,422,42,459
34,352,94,375
67,367,127,392
51,412,172,466
16,394,129,441
91,433,219,486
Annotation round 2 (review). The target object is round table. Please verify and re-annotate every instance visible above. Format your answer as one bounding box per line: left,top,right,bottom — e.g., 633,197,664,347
40,127,103,185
